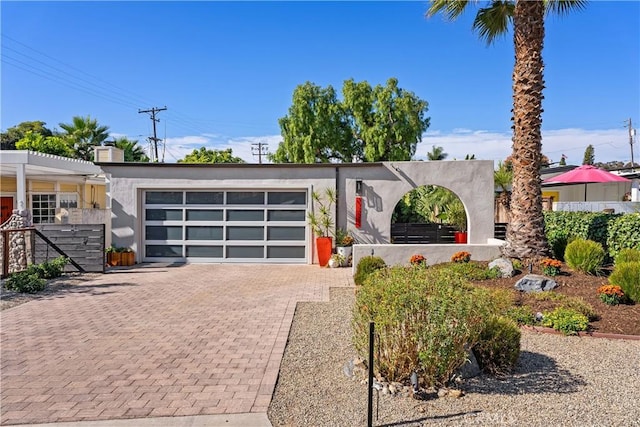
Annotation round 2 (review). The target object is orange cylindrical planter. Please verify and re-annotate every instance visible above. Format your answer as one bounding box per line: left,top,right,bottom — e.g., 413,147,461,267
316,237,333,267
454,231,468,244
108,252,122,266
121,252,135,266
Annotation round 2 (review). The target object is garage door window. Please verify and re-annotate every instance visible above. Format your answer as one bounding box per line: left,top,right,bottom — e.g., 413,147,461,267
143,189,308,263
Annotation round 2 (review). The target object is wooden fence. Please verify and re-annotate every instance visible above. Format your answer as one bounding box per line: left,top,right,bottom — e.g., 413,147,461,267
391,222,509,244
34,224,105,273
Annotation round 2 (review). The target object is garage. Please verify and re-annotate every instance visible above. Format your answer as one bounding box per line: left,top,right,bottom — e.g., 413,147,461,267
142,189,308,263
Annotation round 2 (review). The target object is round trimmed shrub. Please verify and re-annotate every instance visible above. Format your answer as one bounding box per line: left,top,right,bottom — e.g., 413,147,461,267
615,248,640,265
609,261,640,303
353,256,386,286
564,238,605,275
473,316,521,375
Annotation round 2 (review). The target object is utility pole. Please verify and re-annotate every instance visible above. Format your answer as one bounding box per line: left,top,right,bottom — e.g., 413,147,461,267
139,106,167,162
626,118,636,171
251,142,269,164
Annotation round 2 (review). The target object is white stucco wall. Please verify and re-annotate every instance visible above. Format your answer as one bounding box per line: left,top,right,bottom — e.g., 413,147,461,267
100,160,499,264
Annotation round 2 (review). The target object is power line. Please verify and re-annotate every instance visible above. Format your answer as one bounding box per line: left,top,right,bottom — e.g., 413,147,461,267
626,118,636,171
251,142,269,164
138,107,167,162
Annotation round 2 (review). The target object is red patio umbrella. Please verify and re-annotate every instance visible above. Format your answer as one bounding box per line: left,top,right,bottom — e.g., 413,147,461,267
542,164,631,201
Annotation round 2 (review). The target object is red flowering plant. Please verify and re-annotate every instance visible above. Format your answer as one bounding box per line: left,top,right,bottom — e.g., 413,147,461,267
540,258,562,277
410,254,426,266
597,285,625,306
451,251,471,263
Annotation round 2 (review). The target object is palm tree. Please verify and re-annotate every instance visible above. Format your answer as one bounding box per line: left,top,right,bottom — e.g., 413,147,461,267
113,137,150,162
427,145,448,161
59,116,110,161
427,0,585,259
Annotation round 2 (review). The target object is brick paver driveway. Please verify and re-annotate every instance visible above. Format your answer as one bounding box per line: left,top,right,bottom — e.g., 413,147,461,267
0,264,353,425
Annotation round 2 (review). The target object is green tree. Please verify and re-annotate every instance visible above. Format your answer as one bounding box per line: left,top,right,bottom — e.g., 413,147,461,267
272,82,354,163
271,78,430,163
59,116,110,161
559,154,567,166
1,121,53,150
426,145,448,161
494,160,514,211
343,78,430,162
178,147,245,164
583,144,595,165
15,132,74,157
427,0,586,259
113,137,150,162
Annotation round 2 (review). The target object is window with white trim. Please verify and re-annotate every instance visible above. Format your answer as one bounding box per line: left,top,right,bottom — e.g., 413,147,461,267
59,193,78,209
31,194,56,224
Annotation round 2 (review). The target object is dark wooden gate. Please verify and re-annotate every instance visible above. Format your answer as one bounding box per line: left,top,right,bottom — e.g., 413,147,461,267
391,223,456,244
34,224,105,273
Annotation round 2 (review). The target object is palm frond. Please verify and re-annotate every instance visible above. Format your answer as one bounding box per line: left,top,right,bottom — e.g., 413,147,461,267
473,1,514,45
544,0,587,16
426,0,472,20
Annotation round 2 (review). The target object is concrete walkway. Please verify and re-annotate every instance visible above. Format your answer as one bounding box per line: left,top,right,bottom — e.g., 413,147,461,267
0,264,354,426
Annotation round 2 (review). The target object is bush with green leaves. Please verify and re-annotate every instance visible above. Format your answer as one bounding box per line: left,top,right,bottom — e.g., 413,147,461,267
542,307,589,335
4,270,46,293
353,256,386,286
544,211,617,260
531,291,597,321
473,316,521,375
353,265,518,386
608,261,640,303
504,305,536,326
614,248,640,265
37,256,69,279
607,213,640,260
564,238,605,275
3,256,68,294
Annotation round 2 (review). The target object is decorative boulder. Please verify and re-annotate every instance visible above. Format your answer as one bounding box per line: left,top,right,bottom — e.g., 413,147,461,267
514,274,557,293
489,258,514,278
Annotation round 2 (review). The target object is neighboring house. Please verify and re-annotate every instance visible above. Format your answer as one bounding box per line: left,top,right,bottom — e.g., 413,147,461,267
98,160,503,266
0,150,107,225
541,165,640,213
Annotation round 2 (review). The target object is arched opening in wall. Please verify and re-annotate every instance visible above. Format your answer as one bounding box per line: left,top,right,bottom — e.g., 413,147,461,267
391,185,468,244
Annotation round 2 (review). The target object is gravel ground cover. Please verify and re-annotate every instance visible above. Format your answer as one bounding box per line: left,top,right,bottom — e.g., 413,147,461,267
268,287,640,427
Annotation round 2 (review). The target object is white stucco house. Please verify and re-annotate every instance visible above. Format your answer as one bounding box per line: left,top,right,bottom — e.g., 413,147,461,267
98,160,504,266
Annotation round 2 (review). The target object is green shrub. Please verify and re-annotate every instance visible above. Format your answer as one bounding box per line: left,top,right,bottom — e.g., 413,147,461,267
607,213,640,260
473,316,521,375
531,291,597,321
615,248,640,265
353,256,386,286
542,307,589,335
563,297,598,321
609,261,640,303
544,211,617,261
352,265,515,387
564,238,605,275
505,305,536,326
4,270,46,293
38,256,69,279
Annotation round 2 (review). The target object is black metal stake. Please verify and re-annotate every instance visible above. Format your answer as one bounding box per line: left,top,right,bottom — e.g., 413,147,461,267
367,321,375,427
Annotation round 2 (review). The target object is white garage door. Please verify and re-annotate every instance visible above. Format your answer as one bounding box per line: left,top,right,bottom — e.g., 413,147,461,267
142,190,308,263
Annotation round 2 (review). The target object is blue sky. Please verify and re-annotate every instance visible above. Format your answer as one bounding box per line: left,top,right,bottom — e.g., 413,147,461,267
2,1,639,165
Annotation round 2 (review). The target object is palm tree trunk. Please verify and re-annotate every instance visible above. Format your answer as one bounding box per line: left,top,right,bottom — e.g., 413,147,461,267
503,0,550,259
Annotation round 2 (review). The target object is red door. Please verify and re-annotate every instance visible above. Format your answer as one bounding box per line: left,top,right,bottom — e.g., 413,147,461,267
1,197,13,225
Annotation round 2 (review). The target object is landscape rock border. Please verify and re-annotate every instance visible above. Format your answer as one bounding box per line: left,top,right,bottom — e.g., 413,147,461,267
522,325,640,341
